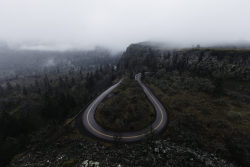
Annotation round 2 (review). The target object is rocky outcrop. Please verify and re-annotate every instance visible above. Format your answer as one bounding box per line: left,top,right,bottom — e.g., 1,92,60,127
9,136,235,167
119,43,250,80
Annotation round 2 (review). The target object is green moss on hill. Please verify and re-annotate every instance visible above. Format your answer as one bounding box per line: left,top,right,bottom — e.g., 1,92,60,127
145,71,250,166
95,77,155,132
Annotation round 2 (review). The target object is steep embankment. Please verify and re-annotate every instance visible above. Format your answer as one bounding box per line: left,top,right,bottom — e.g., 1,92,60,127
119,43,250,80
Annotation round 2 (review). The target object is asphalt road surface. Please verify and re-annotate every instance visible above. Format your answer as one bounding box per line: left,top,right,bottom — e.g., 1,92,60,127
82,73,167,142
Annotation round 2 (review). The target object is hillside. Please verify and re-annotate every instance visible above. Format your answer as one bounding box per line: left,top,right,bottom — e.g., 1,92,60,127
95,77,155,132
119,43,250,166
119,43,250,80
0,49,120,167
8,43,250,167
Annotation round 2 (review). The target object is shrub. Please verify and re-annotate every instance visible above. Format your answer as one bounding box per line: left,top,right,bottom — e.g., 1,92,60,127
226,111,242,122
61,159,79,167
212,98,227,106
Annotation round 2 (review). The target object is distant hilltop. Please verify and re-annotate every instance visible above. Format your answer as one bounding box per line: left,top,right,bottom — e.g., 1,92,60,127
118,42,250,81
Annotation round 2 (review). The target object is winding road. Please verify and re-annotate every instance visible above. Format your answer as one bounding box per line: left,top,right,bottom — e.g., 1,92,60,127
82,73,167,142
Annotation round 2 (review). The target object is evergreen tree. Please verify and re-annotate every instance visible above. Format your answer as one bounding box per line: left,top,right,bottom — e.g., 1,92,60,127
22,87,28,95
43,75,50,88
141,71,145,80
79,70,83,80
34,80,39,88
58,77,64,88
86,72,94,90
6,82,12,90
0,85,4,96
71,77,75,85
15,83,21,91
213,77,224,96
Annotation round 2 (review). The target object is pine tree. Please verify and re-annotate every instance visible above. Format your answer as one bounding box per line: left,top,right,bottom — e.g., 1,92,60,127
86,72,94,90
79,70,83,80
0,85,4,96
15,83,21,91
22,87,28,95
71,77,75,85
6,82,13,90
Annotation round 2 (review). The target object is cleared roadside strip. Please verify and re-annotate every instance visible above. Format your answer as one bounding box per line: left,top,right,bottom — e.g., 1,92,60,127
82,73,168,142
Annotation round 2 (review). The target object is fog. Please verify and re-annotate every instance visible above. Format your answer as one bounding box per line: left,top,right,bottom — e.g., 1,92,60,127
0,0,250,51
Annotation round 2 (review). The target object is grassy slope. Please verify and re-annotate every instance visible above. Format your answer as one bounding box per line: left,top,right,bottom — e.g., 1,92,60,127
145,70,250,166
95,77,155,132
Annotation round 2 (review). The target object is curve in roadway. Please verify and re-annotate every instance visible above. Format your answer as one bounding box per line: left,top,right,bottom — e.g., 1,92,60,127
82,73,167,142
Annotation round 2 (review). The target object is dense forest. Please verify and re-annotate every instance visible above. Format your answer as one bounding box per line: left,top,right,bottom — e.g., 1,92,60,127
0,48,120,166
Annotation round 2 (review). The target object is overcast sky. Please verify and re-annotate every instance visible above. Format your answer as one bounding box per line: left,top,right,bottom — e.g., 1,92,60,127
0,0,250,51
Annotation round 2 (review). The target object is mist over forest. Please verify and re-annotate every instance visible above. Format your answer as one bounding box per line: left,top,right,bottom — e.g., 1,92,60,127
1,0,250,167
1,0,250,51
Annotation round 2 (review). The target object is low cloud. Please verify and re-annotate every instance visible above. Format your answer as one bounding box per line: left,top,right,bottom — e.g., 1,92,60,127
0,0,250,51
